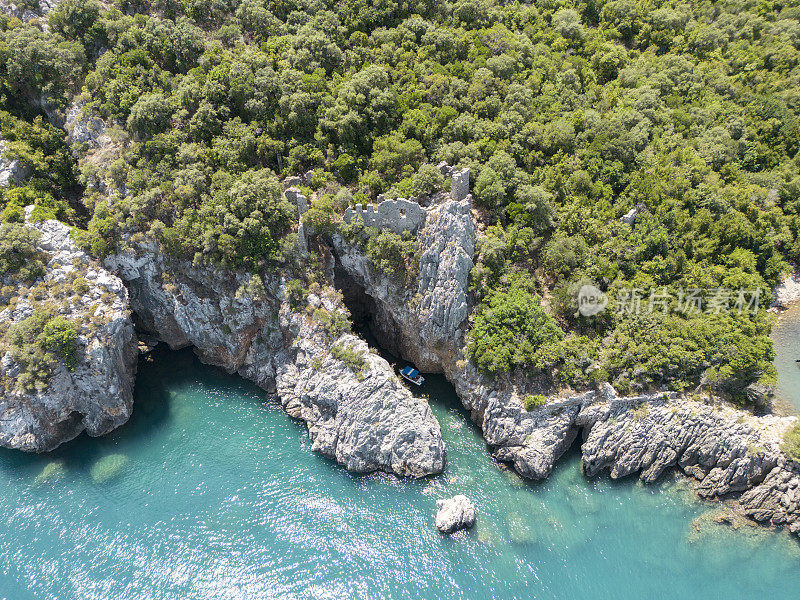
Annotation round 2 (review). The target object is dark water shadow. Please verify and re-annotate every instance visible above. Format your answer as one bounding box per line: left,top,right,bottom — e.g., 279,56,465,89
0,346,183,476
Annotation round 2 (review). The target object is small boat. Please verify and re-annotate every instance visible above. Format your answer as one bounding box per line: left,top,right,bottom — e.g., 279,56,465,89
399,365,425,386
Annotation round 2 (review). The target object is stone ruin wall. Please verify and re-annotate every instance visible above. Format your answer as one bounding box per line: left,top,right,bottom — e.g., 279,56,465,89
341,167,470,234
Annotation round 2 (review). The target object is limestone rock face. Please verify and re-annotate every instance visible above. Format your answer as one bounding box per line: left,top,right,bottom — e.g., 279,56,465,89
0,213,138,451
105,247,281,378
334,192,475,372
276,326,444,478
66,101,109,151
0,140,29,187
740,463,800,533
65,100,122,195
772,274,800,310
0,0,58,22
105,247,445,478
435,495,476,533
577,394,792,492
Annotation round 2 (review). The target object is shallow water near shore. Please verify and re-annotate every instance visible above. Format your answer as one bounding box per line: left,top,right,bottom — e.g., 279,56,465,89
771,302,800,412
2,344,800,599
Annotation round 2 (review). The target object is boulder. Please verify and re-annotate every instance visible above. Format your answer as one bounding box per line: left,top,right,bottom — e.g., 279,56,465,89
436,495,476,533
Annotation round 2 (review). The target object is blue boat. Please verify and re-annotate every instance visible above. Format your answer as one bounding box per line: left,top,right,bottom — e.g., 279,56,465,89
399,365,425,386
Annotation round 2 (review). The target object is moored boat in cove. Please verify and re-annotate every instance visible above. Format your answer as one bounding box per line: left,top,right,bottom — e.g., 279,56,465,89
400,365,425,386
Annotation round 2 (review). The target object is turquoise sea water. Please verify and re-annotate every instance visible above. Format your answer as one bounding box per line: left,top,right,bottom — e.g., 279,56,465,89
2,344,800,599
771,303,800,413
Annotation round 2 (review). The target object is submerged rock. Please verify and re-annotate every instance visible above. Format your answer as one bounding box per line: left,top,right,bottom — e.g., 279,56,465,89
0,212,138,452
33,460,65,485
436,495,476,533
90,453,129,484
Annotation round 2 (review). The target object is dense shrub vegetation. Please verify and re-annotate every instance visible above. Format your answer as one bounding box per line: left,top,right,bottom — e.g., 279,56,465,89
1,310,79,392
0,223,46,281
1,0,798,400
783,423,800,462
330,340,367,379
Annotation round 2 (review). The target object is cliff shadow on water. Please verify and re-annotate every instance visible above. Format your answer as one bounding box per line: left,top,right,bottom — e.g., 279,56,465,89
0,347,176,480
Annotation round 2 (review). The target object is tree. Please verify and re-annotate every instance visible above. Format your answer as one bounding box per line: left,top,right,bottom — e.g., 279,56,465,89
202,169,295,266
411,164,444,196
0,223,45,281
42,317,78,370
553,9,584,40
467,276,564,376
127,93,174,139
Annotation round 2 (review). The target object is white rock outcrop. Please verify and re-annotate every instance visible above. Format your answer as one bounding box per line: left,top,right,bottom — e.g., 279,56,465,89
435,495,476,533
277,330,444,477
771,274,800,310
0,212,138,451
0,0,58,22
0,140,29,187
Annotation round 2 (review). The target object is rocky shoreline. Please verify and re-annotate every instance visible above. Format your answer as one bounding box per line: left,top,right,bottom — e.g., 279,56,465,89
104,243,445,478
329,184,800,537
3,96,800,538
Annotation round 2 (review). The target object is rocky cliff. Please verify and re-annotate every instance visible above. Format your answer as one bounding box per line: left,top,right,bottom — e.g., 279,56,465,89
330,184,800,534
64,96,445,478
0,210,138,451
104,246,445,477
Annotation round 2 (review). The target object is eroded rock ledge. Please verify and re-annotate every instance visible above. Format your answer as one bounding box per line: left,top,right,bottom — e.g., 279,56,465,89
0,212,138,451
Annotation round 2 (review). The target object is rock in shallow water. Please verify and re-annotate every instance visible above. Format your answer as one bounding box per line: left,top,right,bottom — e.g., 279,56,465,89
436,495,476,533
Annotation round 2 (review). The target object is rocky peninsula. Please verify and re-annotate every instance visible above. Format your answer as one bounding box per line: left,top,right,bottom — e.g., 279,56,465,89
0,210,137,451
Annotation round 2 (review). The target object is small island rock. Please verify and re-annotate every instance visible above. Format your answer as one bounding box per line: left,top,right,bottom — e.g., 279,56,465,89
436,495,476,534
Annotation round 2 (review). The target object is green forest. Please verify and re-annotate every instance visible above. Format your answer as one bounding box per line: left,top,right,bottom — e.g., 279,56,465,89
2,0,799,402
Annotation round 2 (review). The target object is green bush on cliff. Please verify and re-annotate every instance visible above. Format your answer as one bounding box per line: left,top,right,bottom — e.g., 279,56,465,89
523,395,546,411
3,310,80,392
0,223,46,281
330,342,367,379
365,229,420,287
782,424,800,463
313,307,351,339
42,317,79,370
467,276,564,377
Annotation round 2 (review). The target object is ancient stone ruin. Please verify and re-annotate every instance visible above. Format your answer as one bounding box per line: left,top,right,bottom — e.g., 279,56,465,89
343,197,426,234
285,187,309,255
284,187,309,218
342,167,470,234
452,168,470,201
